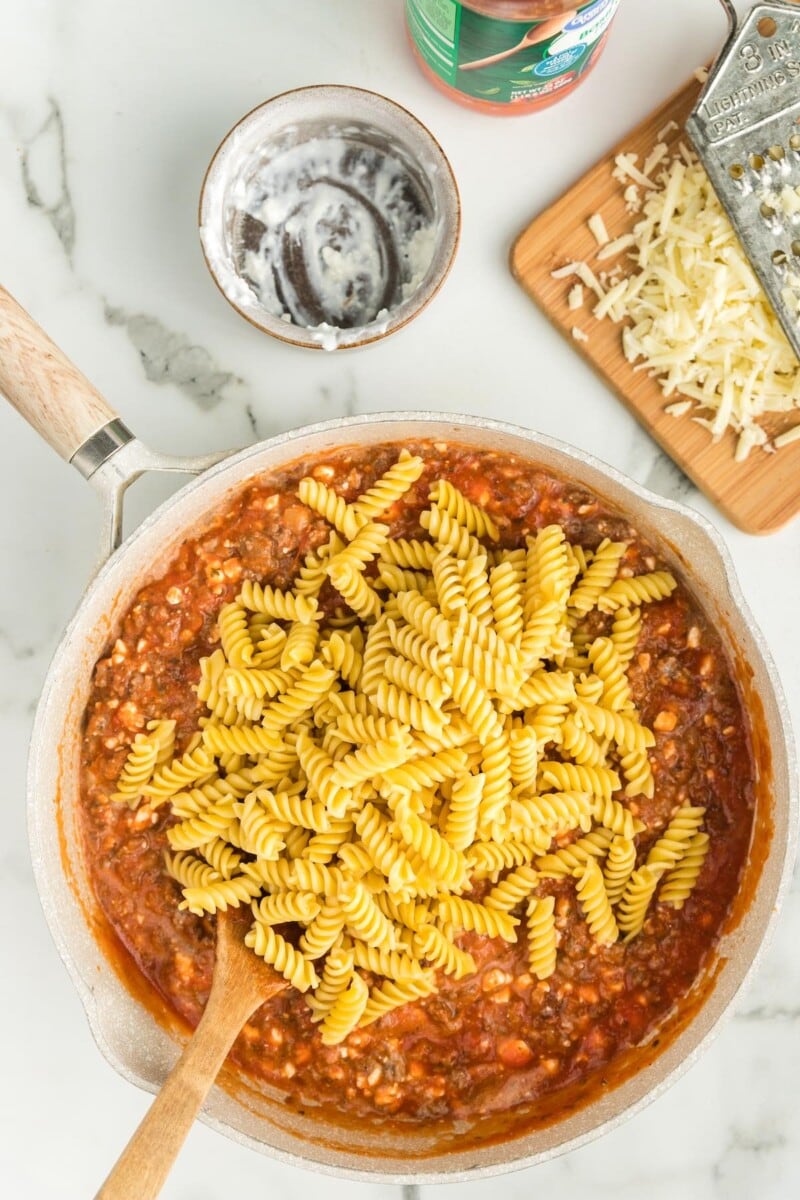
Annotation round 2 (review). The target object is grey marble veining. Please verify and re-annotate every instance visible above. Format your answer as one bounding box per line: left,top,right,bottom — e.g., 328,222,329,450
0,0,798,1197
103,303,250,411
20,98,75,260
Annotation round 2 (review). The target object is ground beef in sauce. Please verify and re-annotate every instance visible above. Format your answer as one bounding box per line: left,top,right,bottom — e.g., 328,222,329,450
79,442,754,1123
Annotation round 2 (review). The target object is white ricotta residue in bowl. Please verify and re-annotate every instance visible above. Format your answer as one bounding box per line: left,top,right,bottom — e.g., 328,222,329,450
230,135,438,339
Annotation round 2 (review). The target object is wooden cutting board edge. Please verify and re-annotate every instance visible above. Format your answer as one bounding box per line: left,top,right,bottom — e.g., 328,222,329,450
509,76,800,537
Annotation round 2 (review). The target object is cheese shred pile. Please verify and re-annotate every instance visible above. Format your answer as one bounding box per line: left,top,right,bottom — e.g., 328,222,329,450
555,144,800,460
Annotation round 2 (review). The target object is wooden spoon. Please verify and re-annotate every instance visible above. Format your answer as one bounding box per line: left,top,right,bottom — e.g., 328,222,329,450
95,911,289,1200
458,12,577,72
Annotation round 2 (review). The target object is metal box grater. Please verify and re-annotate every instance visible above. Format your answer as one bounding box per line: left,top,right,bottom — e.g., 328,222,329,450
687,0,800,360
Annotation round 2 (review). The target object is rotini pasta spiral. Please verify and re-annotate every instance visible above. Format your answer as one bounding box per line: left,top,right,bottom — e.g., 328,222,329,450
351,941,426,980
111,734,159,806
352,453,424,520
180,872,261,915
381,748,468,793
252,891,321,924
307,944,355,1019
574,858,618,945
620,746,655,799
326,520,390,576
450,667,502,744
419,506,483,561
328,561,382,621
380,537,438,570
320,630,363,689
587,638,632,712
444,772,484,851
597,571,678,613
244,921,320,991
526,896,557,980
610,606,642,666
490,560,524,644
320,972,370,1045
164,850,220,890
377,563,432,595
359,974,437,1027
466,838,538,881
591,796,642,840
485,865,540,912
144,746,216,801
332,736,411,789
413,924,476,978
511,790,594,837
281,619,320,671
568,538,628,615
432,547,467,618
397,810,468,888
339,880,399,949
260,662,337,733
535,827,615,877
238,579,319,624
383,655,450,707
217,601,256,668
573,700,655,754
299,903,347,958
658,832,710,909
478,729,512,831
373,680,446,738
353,804,417,891
537,761,620,800
198,837,242,879
646,805,706,873
437,896,518,943
617,865,661,938
429,479,499,540
297,476,366,540
509,726,538,791
603,835,638,905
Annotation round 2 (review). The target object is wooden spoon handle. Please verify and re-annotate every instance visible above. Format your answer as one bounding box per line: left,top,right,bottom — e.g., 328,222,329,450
94,983,260,1200
0,285,119,464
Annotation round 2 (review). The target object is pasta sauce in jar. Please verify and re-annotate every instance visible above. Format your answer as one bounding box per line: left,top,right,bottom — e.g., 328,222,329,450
405,0,621,114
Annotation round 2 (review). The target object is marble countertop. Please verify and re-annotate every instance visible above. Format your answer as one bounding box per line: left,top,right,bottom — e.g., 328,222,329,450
1,1,798,1196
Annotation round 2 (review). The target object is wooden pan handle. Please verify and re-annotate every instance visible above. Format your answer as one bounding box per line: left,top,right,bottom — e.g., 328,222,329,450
0,285,119,464
94,982,261,1200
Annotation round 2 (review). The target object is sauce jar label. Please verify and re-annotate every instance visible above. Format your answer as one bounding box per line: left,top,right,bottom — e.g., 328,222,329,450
406,0,620,107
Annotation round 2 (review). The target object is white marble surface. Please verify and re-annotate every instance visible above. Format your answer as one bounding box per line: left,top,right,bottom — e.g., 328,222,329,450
0,0,798,1196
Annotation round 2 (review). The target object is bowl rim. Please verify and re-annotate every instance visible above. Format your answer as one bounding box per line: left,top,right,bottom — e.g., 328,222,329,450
197,85,462,350
27,411,799,1183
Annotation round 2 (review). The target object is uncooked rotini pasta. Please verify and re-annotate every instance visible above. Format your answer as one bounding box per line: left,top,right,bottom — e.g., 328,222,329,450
320,973,370,1045
659,832,710,909
597,571,678,613
297,476,365,540
574,858,619,945
535,828,615,877
429,478,500,540
526,895,557,980
603,835,638,906
109,447,716,1056
568,539,628,615
351,452,424,520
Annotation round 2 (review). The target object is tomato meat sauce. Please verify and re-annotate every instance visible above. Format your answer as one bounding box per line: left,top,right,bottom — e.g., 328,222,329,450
79,442,754,1122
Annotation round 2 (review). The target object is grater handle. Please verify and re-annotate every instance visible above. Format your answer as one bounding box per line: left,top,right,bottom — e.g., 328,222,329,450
716,0,738,37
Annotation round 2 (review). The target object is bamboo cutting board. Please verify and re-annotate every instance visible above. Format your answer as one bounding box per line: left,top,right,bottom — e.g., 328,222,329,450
511,77,800,535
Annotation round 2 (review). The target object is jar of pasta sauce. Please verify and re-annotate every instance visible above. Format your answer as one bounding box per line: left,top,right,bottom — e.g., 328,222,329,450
405,0,621,115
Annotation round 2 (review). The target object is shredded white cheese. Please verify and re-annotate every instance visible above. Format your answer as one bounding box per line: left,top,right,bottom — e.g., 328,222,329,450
551,143,800,459
774,424,800,449
567,283,584,310
572,326,589,343
588,213,610,247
